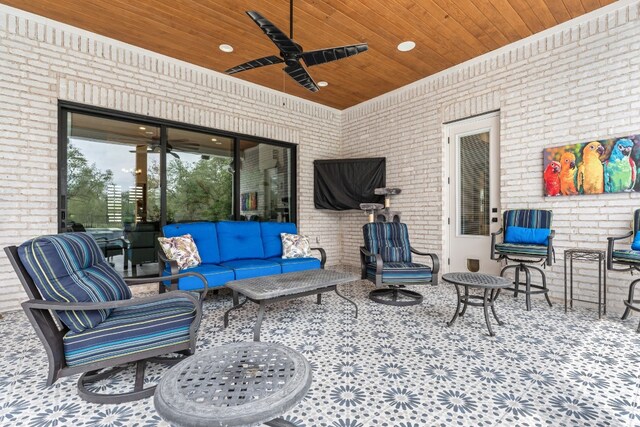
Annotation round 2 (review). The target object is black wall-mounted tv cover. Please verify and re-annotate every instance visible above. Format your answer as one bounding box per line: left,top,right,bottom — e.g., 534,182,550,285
314,157,386,210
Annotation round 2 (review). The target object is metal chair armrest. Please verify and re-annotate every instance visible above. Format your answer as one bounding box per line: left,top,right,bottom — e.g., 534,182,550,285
547,230,555,266
410,247,440,284
131,271,208,301
158,251,179,276
310,247,327,269
22,290,201,311
360,247,383,275
607,231,634,270
490,228,503,260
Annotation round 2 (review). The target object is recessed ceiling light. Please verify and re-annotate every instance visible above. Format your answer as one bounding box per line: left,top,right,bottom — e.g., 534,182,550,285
211,138,217,142
317,81,329,87
215,142,222,145
219,44,234,53
139,126,146,130
397,41,416,52
145,131,153,135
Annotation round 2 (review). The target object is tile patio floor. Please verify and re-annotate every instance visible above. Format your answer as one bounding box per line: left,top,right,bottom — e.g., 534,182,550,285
1,275,639,426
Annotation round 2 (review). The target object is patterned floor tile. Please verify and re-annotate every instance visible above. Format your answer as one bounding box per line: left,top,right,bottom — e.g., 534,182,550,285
0,276,638,426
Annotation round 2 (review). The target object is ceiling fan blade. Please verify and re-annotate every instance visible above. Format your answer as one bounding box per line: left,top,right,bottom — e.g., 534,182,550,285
246,11,301,55
225,55,284,75
284,62,318,92
301,43,368,67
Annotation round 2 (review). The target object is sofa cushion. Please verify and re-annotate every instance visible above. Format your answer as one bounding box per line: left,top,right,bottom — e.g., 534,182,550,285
220,259,281,280
163,222,220,264
366,262,432,283
162,264,234,291
268,257,321,273
217,221,265,262
18,233,132,333
63,295,196,367
260,222,298,258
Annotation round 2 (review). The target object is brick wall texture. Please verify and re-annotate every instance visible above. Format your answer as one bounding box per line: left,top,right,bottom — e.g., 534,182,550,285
1,2,639,312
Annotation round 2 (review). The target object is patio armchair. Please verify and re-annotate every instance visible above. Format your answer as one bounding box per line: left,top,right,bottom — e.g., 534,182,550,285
360,222,439,306
607,208,640,332
4,232,208,403
124,221,160,273
491,209,554,311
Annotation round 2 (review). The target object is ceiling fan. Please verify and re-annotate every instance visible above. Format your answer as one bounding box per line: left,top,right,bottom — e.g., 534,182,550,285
225,0,368,92
129,142,180,158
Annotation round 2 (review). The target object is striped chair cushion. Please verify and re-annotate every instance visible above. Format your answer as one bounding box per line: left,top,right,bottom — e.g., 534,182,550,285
363,223,412,263
495,243,548,257
18,233,132,333
366,262,432,284
63,296,197,367
503,209,553,229
612,249,640,263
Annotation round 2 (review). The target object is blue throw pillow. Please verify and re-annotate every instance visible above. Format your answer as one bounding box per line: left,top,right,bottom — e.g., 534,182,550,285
504,226,550,245
631,233,640,251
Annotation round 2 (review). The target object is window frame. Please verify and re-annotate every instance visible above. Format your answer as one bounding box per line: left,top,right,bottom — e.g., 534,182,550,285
57,101,297,232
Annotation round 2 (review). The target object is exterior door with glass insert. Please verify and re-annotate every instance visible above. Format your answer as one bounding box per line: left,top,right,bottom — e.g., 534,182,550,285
447,112,500,274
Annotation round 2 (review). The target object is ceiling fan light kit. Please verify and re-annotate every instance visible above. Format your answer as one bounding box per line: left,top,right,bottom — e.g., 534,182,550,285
225,0,368,92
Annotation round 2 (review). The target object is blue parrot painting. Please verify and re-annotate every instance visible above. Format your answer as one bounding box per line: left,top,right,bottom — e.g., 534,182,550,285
604,138,636,193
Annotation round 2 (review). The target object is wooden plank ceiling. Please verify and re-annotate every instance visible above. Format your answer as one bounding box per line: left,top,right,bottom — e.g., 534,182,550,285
3,0,613,109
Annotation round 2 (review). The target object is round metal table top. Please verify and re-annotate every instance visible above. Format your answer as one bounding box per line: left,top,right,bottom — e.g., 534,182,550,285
442,272,511,289
154,342,312,427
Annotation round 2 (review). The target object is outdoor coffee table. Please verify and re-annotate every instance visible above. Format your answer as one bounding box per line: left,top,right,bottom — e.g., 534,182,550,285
224,269,359,341
443,272,511,336
154,341,312,427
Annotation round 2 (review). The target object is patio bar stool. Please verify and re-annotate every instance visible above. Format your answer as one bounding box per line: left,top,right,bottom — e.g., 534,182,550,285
491,209,554,311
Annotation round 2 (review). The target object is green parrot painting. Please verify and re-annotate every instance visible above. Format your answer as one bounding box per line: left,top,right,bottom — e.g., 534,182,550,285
604,138,636,193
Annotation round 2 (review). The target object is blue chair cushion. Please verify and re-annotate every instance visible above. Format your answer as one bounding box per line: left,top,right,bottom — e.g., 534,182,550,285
366,262,432,283
260,222,298,258
504,226,550,245
612,249,640,263
363,223,412,264
267,257,321,273
162,264,234,291
163,222,220,264
216,222,265,262
220,259,281,280
495,243,548,257
631,234,640,251
63,295,196,367
18,233,132,333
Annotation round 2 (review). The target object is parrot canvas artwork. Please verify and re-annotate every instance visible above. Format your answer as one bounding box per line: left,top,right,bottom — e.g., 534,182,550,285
543,134,640,197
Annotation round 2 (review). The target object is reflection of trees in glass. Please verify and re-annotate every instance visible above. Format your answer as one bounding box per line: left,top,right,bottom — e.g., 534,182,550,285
167,156,232,222
67,143,114,228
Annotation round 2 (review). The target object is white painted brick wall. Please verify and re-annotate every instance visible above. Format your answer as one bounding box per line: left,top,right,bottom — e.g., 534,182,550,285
0,7,341,312
2,2,640,316
341,1,640,313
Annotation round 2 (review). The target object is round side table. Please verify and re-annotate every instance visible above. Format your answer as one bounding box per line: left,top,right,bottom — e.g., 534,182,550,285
154,342,312,427
443,272,511,336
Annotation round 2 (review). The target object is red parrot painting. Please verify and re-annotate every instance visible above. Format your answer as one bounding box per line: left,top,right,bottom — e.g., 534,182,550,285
544,161,561,196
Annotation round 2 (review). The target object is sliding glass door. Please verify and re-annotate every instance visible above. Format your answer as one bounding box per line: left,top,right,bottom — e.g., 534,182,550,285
59,104,296,277
64,113,161,276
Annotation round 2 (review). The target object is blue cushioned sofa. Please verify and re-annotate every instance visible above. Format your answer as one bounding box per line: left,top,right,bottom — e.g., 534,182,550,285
159,221,326,293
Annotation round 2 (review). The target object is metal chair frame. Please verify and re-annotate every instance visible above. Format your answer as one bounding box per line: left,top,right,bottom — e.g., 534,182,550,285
360,244,439,307
490,211,555,311
4,245,207,403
